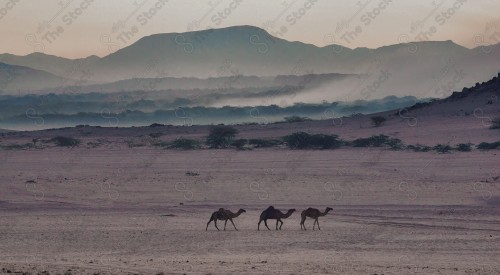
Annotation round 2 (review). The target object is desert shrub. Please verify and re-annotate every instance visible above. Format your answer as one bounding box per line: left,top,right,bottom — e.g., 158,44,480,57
167,138,200,150
149,132,163,138
282,132,341,149
433,144,453,153
127,141,147,147
231,139,247,149
455,143,472,152
248,138,282,148
352,135,401,148
48,136,80,147
406,144,432,152
371,116,387,127
477,141,500,150
149,123,165,127
206,125,238,148
490,118,500,129
185,171,199,176
385,137,404,150
283,116,312,123
0,143,34,150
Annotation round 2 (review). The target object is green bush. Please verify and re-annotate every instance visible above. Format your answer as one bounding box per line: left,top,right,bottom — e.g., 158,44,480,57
406,144,432,152
477,141,500,150
490,118,500,129
433,144,453,153
282,132,342,149
206,125,238,148
167,138,200,150
455,143,472,152
370,116,387,127
149,132,163,138
48,136,80,147
185,171,199,176
283,116,312,123
248,139,282,148
231,139,247,149
352,135,401,148
0,143,34,150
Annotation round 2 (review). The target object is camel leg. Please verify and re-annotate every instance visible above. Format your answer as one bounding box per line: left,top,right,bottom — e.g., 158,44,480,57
264,219,271,230
317,219,321,230
313,219,316,230
279,220,284,230
276,219,279,230
230,219,238,231
206,218,213,231
224,220,228,230
258,219,262,231
300,216,306,230
214,220,220,231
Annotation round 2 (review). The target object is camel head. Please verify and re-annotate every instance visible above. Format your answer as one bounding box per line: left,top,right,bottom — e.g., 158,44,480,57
237,209,246,214
288,209,296,213
326,207,333,212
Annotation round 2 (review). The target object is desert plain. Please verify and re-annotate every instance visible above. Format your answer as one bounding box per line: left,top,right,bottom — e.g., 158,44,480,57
1,90,500,275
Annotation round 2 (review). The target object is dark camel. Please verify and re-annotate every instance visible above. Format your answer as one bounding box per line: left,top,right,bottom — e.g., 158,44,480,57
258,206,296,230
206,208,246,231
300,207,333,230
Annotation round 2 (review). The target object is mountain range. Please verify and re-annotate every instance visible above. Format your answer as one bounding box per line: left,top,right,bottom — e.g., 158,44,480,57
1,25,499,101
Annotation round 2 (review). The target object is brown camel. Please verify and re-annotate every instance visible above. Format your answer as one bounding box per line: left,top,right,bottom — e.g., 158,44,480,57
300,207,333,230
258,206,296,230
206,208,246,231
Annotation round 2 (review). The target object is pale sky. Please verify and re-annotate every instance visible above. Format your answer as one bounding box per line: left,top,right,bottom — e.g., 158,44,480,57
0,0,499,58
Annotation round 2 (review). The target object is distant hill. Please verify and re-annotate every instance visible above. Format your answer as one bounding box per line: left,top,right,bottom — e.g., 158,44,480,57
1,26,499,99
400,72,500,117
0,62,68,93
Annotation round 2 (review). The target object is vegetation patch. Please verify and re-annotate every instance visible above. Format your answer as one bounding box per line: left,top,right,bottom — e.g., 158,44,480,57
433,144,453,153
352,135,401,149
455,143,472,152
231,139,247,149
248,138,282,148
477,141,500,150
490,118,500,129
283,116,312,123
48,136,80,147
206,125,238,148
0,143,34,150
406,144,432,152
282,132,342,149
370,116,387,127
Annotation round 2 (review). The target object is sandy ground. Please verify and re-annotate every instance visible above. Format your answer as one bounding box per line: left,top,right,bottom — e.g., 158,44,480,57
0,146,499,274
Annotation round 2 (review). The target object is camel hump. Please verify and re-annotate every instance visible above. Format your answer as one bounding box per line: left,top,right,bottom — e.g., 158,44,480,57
266,206,275,211
218,208,224,212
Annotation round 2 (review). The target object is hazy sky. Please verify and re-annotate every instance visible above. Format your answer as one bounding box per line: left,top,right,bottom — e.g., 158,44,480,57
1,0,499,58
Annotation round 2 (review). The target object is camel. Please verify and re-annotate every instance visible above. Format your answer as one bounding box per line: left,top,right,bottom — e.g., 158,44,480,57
258,206,296,230
206,208,246,231
300,207,333,230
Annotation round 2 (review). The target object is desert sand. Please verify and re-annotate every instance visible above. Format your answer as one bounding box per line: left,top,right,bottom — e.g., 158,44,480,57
1,89,500,274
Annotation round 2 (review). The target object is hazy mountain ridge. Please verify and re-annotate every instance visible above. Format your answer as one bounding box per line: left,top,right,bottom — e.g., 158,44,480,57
1,26,499,100
0,62,69,92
